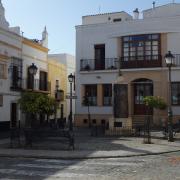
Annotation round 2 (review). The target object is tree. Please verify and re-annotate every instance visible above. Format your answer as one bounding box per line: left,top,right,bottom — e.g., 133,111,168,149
143,96,167,110
19,92,56,127
143,96,167,144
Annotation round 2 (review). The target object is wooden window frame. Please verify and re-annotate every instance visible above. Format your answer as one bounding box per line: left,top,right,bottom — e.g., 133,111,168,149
103,84,112,106
122,34,161,61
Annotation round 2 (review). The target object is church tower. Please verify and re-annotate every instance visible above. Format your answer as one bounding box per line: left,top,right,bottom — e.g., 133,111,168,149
41,26,48,48
0,0,9,29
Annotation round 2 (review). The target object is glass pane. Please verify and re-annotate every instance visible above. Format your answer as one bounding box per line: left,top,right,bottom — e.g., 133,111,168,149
152,41,158,45
152,50,158,55
145,46,151,51
130,52,136,56
145,51,151,55
130,47,136,51
145,41,151,46
124,43,129,48
152,46,158,50
152,34,159,39
123,37,129,41
124,47,129,52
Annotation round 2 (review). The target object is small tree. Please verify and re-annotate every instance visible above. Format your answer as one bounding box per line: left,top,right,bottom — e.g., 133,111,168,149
19,92,56,127
143,96,167,144
143,96,167,110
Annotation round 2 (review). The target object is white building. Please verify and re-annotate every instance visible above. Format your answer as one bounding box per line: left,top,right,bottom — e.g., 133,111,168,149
0,0,49,130
48,53,76,121
75,3,180,130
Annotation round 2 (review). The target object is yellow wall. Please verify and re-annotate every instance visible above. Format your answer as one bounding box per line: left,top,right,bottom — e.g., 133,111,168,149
48,59,67,118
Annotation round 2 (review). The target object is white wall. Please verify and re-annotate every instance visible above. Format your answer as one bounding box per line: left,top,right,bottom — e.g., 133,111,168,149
76,4,180,117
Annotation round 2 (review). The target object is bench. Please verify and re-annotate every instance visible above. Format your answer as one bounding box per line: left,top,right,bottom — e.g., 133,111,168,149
24,128,75,150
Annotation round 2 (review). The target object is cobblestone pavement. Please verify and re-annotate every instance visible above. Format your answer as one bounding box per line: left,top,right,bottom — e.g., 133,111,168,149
0,151,180,180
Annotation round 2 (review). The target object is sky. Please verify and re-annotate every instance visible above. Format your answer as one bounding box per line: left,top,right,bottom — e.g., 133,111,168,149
2,0,179,55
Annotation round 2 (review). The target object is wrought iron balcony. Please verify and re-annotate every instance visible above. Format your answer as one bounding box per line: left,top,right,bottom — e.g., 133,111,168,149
80,58,118,71
173,54,180,67
120,55,162,69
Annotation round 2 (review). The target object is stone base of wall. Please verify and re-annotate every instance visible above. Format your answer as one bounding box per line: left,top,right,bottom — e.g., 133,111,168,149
74,114,113,127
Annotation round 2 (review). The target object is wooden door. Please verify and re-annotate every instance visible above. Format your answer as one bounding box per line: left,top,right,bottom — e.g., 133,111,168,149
134,83,153,115
11,103,17,128
95,44,105,70
114,84,128,118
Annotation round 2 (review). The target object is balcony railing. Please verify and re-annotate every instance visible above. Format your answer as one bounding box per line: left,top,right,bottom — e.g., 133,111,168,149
80,58,118,71
22,79,51,92
120,55,162,69
173,54,180,67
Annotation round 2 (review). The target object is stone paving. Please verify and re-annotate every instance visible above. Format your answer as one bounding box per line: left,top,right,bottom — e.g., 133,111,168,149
0,129,179,159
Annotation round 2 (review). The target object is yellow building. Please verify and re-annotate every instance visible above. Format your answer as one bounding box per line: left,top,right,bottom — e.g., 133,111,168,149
48,59,67,120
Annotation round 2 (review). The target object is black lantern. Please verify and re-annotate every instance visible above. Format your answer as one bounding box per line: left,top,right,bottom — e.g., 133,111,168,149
68,73,74,83
28,63,38,75
165,51,174,67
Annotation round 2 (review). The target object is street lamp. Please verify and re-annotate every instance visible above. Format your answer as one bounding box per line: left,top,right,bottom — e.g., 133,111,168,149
68,73,75,131
29,63,38,76
165,51,174,142
28,63,38,91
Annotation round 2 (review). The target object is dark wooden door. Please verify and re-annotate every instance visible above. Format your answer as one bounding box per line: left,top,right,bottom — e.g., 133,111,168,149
114,84,128,118
95,44,105,70
11,103,17,128
134,83,153,115
39,71,47,91
27,67,34,89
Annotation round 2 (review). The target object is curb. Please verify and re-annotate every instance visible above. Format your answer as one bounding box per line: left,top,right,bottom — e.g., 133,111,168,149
0,149,180,160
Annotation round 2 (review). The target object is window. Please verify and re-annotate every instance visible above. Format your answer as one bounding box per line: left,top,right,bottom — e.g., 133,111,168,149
39,71,48,91
95,44,105,70
0,64,6,79
0,95,3,107
84,84,97,106
172,82,180,105
113,18,121,22
10,57,23,90
103,84,112,106
122,34,160,61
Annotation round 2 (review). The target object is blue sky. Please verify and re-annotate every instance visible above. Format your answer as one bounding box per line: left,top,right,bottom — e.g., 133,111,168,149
2,0,179,55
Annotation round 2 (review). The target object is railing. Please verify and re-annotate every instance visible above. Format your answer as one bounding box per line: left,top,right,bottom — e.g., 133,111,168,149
120,55,162,69
80,58,119,71
22,79,51,92
173,54,180,67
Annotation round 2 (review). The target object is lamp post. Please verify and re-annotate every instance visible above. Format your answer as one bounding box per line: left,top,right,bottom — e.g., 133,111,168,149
165,51,174,142
27,63,38,128
68,73,75,131
28,63,38,90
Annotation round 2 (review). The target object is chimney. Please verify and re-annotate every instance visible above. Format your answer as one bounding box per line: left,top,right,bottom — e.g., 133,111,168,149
133,8,139,20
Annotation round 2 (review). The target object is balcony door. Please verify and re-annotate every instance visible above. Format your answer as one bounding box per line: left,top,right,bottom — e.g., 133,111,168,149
95,44,105,70
133,79,153,115
27,67,34,90
39,71,47,91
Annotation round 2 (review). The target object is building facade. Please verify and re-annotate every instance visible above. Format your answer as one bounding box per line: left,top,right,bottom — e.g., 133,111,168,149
0,0,49,130
48,54,75,122
75,3,180,131
48,59,67,120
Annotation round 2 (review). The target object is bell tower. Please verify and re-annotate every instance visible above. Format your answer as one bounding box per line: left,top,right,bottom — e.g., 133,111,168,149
0,0,9,29
41,26,48,48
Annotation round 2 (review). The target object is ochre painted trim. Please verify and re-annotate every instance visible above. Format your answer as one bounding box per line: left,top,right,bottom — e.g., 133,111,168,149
0,54,9,60
0,40,21,51
23,38,49,53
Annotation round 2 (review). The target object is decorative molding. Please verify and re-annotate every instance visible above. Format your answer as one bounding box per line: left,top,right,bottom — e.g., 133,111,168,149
0,40,21,51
